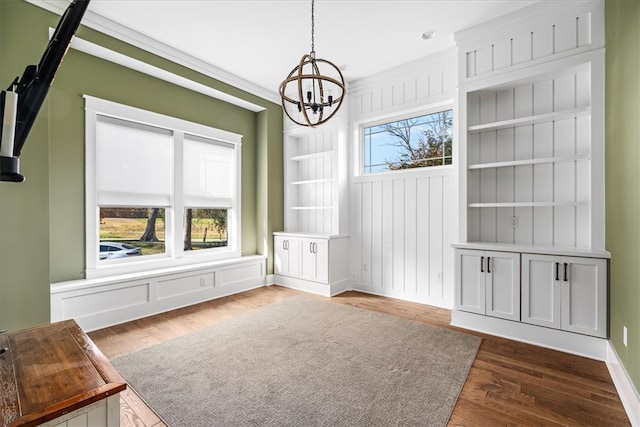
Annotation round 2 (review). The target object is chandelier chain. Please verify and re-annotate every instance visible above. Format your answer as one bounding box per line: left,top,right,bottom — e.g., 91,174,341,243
311,0,315,54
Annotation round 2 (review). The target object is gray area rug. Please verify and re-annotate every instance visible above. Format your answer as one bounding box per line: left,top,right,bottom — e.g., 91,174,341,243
112,295,481,427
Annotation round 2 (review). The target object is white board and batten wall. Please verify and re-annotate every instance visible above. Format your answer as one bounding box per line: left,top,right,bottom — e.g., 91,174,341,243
348,49,459,309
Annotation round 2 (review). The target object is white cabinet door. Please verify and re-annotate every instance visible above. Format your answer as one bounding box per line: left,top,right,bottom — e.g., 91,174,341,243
522,254,607,338
561,257,607,337
456,249,485,314
274,236,299,278
300,238,329,283
300,239,316,281
314,239,329,283
456,249,519,320
485,251,520,321
522,254,562,329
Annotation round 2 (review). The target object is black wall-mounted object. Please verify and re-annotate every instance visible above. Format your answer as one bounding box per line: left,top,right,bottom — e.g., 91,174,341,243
0,0,90,183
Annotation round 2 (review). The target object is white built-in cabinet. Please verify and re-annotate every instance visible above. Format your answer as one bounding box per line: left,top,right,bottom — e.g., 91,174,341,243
273,120,350,296
452,1,609,358
273,232,349,296
456,249,520,321
455,246,607,339
522,253,607,337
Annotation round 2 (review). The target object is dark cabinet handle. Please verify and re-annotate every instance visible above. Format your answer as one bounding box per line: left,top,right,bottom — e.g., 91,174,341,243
564,263,568,282
555,262,560,281
480,256,484,273
487,257,491,273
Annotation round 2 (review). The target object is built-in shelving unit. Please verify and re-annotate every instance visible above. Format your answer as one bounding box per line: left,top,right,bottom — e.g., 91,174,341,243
461,51,605,250
452,0,609,359
283,122,348,235
275,120,350,296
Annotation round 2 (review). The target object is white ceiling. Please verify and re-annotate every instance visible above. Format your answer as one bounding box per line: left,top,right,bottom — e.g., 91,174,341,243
83,0,540,100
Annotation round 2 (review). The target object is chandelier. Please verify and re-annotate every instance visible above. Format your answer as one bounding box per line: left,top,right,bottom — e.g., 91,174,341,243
279,0,346,128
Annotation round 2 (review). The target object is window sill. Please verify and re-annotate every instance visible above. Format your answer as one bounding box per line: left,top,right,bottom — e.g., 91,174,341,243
69,251,250,290
353,164,456,183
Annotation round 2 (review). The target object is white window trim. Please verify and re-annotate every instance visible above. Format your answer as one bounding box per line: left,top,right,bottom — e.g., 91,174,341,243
353,101,455,181
84,95,242,279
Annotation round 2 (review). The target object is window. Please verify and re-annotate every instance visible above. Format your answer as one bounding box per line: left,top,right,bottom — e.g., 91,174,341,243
85,96,242,278
184,208,227,251
362,109,453,174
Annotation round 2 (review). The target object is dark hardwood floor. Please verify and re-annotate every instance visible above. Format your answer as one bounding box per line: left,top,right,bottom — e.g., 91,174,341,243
88,286,631,427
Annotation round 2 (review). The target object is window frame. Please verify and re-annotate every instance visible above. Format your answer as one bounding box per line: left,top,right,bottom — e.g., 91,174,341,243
356,103,454,178
84,95,242,279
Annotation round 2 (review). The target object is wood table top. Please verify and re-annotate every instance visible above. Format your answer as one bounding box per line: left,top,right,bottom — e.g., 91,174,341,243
0,319,126,427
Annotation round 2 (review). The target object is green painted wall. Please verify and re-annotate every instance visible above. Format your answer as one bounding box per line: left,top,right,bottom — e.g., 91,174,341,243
0,0,51,332
605,0,640,392
256,109,284,273
0,0,283,331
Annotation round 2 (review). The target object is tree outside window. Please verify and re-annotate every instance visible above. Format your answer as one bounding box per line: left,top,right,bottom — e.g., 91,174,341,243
363,109,453,174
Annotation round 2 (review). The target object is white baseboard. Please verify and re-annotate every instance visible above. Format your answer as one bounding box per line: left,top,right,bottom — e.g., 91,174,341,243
353,282,453,309
272,275,351,297
265,274,277,285
606,342,640,426
451,310,607,360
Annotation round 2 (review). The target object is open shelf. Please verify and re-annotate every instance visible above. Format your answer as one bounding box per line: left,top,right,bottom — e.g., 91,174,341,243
468,201,589,208
289,151,333,162
468,155,589,170
467,107,590,133
290,178,332,185
289,206,333,210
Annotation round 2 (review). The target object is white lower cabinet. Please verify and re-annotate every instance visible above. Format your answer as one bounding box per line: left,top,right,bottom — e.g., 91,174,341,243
273,232,349,296
456,249,520,321
455,247,608,339
522,254,607,338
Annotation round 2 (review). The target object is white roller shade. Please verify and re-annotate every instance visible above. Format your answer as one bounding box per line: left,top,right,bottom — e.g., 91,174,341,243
183,134,235,208
96,115,173,206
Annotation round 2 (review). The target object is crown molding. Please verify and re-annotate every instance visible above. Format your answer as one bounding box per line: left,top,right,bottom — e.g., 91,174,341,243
61,29,264,112
25,0,281,105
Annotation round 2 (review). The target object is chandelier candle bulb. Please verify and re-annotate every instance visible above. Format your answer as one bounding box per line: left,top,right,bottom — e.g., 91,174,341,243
1,89,18,158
